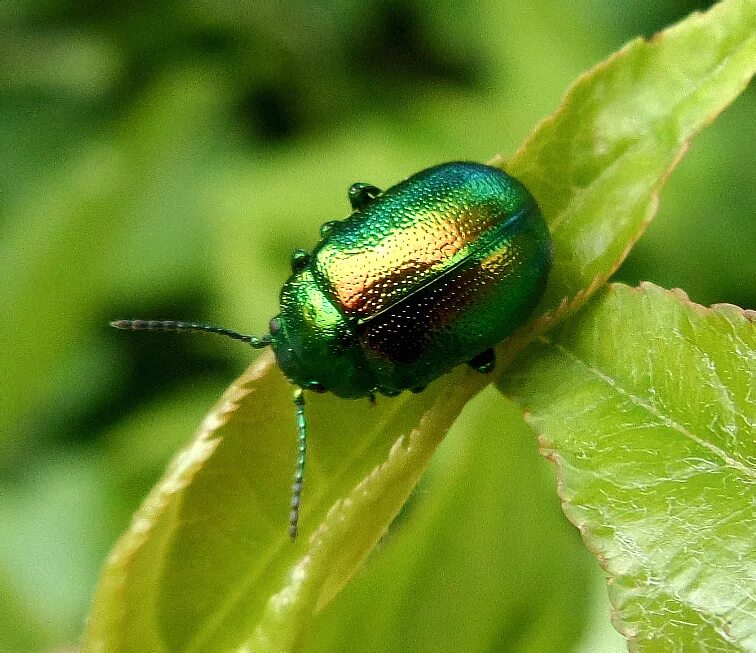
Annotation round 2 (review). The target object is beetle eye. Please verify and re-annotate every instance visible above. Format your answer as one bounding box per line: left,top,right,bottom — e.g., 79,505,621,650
269,317,281,334
306,381,326,393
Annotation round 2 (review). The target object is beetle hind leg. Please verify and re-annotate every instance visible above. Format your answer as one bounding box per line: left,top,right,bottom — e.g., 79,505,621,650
468,348,496,374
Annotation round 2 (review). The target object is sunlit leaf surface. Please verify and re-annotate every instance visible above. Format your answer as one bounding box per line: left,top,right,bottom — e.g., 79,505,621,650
502,283,755,651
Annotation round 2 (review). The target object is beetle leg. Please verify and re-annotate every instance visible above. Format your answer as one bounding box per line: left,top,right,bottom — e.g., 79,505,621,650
348,183,382,210
368,392,377,405
320,220,342,238
468,348,496,374
290,249,310,273
410,385,426,394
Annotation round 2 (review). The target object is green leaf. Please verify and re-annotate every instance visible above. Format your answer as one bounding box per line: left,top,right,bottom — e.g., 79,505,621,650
504,0,756,321
84,2,756,650
300,388,601,653
501,283,755,651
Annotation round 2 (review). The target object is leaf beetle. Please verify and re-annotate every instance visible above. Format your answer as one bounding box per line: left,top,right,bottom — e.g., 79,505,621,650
112,161,552,539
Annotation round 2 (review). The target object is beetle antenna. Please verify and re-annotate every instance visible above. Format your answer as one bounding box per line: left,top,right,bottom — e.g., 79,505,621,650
289,388,307,540
110,319,271,348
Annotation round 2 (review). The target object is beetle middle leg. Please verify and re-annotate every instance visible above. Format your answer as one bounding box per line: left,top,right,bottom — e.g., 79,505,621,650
468,348,496,374
348,183,382,210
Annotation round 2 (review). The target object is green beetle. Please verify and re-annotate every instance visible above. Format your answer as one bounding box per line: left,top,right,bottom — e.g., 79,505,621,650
112,161,551,538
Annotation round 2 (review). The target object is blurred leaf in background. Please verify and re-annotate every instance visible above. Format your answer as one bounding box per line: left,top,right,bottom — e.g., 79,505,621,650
0,0,751,650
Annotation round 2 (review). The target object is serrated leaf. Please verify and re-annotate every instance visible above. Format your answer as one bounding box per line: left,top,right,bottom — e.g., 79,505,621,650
501,282,755,651
84,2,756,651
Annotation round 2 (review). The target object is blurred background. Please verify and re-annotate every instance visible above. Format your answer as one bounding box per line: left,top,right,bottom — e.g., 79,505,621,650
0,0,752,651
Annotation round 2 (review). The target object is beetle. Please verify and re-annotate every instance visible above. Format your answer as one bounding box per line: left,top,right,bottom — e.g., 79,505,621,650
112,161,552,539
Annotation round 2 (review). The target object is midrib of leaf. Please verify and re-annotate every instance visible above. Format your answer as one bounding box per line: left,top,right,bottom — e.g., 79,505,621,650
544,337,754,479
182,390,416,653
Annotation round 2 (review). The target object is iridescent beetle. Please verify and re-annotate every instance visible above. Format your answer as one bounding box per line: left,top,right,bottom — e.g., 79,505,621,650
112,162,552,539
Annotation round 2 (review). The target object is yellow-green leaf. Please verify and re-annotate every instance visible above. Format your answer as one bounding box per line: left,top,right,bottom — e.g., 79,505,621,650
501,283,755,651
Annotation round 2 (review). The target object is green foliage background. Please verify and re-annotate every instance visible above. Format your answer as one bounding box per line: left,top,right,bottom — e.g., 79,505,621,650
0,1,752,650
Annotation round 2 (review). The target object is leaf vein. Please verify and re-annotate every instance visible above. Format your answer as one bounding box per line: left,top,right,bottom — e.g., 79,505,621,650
546,339,755,480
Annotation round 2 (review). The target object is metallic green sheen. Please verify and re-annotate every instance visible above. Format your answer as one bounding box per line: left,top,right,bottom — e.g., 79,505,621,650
270,162,551,399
